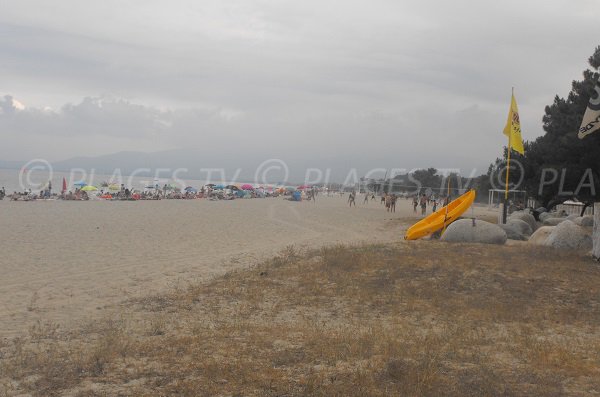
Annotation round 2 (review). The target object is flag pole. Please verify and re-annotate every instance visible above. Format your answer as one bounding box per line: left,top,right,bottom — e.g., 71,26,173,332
505,132,511,201
502,128,511,224
502,88,514,224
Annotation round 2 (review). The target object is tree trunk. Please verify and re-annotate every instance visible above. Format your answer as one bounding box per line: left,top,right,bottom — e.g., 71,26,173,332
593,203,600,260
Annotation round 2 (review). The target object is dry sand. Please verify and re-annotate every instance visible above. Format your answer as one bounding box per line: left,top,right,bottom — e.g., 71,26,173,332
0,196,496,338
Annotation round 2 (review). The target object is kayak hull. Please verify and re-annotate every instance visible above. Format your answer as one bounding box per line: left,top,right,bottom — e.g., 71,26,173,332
404,190,476,240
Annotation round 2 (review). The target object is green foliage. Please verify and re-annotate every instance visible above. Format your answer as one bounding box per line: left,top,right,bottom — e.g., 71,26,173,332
369,168,472,197
510,45,600,207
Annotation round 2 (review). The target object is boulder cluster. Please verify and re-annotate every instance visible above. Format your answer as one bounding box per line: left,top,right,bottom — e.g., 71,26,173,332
439,208,594,254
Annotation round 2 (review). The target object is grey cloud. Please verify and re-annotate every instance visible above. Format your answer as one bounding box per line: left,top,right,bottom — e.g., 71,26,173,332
1,0,599,175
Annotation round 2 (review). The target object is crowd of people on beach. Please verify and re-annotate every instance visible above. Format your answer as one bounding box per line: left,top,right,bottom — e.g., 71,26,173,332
411,193,448,215
345,189,446,216
3,180,447,216
1,181,325,202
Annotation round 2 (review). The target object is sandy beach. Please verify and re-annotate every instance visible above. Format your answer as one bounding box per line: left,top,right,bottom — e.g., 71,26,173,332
0,196,496,338
0,196,407,336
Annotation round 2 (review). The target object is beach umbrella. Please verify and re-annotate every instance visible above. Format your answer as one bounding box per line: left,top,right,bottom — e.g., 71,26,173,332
241,184,254,190
73,181,86,187
184,186,197,193
214,184,225,190
297,185,311,190
108,184,120,191
61,177,67,193
205,183,216,187
285,186,296,192
80,185,98,191
225,185,240,190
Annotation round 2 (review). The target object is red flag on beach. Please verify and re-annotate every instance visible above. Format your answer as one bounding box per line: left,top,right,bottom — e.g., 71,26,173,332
62,177,67,193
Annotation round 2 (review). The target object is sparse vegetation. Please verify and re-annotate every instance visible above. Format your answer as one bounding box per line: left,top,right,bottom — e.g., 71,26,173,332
1,242,600,396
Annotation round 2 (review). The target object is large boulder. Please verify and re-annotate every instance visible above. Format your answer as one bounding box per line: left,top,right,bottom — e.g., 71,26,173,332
528,226,555,245
509,211,537,232
574,215,594,227
543,220,592,251
506,218,533,236
498,224,527,241
566,214,579,221
441,219,507,245
543,217,566,226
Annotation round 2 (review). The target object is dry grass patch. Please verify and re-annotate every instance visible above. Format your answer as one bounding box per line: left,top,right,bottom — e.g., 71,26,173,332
2,242,600,396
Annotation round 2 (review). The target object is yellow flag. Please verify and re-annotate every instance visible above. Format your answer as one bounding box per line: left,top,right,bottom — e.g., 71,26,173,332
503,93,525,154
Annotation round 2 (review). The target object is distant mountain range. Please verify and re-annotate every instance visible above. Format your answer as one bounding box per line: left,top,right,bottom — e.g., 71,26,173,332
0,149,390,184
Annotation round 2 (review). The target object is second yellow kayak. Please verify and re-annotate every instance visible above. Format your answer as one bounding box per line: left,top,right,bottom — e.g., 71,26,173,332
404,190,476,240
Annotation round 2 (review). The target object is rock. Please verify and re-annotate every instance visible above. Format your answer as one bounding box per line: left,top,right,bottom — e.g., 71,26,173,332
441,219,507,245
528,226,555,245
498,224,527,241
574,215,594,227
538,212,553,222
509,211,537,232
532,208,547,221
558,209,568,217
543,217,566,226
566,214,579,221
544,220,592,251
506,218,533,236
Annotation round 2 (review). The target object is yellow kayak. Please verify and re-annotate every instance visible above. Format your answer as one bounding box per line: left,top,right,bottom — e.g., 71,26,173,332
404,190,476,240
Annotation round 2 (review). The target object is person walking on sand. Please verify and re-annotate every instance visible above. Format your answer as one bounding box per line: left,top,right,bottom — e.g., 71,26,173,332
390,194,397,212
432,199,437,213
348,191,356,207
412,195,418,213
363,192,369,204
419,193,427,216
384,193,391,212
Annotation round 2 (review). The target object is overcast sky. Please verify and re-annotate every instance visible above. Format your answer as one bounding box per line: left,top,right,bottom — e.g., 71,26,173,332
1,0,599,176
